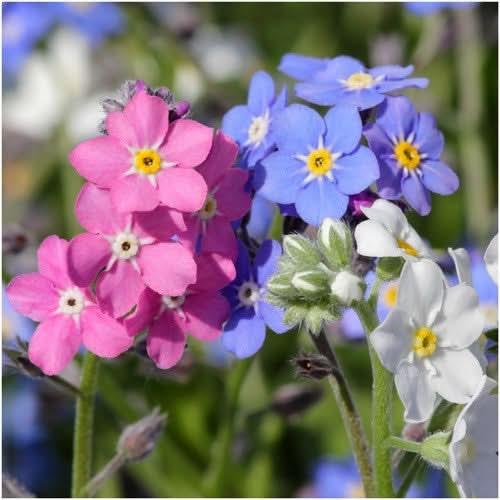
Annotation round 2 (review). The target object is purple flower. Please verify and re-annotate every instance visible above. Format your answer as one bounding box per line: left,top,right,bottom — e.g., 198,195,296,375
222,71,287,168
257,104,379,225
222,240,290,358
364,96,459,215
279,53,428,110
405,2,476,16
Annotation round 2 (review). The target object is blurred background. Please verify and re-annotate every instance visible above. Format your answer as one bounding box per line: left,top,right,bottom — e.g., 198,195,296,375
2,2,498,498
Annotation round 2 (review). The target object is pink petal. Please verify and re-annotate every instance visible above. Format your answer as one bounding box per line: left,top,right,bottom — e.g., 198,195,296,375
110,175,160,213
134,206,186,241
6,273,59,321
68,233,111,287
37,235,72,289
183,291,229,341
215,168,251,221
159,119,213,168
123,288,162,337
69,136,130,188
105,110,138,147
147,310,186,369
175,215,201,254
96,260,145,318
197,130,239,189
138,242,197,296
81,305,133,357
201,218,238,261
193,252,236,292
157,167,208,212
75,183,127,235
123,89,170,148
28,314,82,375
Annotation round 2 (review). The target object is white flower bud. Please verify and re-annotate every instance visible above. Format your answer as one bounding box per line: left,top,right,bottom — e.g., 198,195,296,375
283,234,321,266
329,271,364,306
292,269,330,296
316,218,352,268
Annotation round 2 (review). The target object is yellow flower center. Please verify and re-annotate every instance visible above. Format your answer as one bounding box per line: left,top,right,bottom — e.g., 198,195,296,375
199,193,218,221
345,72,374,90
413,327,437,358
383,283,398,308
307,148,333,176
394,141,421,170
397,239,419,257
134,149,162,175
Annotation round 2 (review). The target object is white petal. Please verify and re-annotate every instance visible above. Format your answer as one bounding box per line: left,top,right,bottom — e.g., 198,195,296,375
360,199,408,237
460,451,498,498
429,349,483,404
400,225,431,260
354,220,400,258
370,309,413,372
484,234,498,285
395,359,436,423
433,284,484,349
397,260,445,326
448,247,472,286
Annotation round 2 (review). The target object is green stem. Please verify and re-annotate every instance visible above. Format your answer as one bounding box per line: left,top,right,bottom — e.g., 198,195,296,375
72,352,100,497
203,357,254,496
385,436,422,454
396,455,424,499
308,328,375,497
355,301,395,497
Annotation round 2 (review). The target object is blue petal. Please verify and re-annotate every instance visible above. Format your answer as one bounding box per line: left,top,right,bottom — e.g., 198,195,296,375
271,84,288,112
324,105,362,154
254,239,282,285
364,122,395,157
311,55,365,83
295,82,345,106
401,174,431,215
376,77,429,93
274,104,325,154
376,161,404,199
246,138,275,168
247,195,276,242
334,146,380,195
278,53,327,80
296,180,349,225
376,96,418,142
340,308,365,339
414,112,444,159
221,105,252,146
247,71,275,116
222,308,266,358
258,300,289,334
369,64,414,79
258,151,305,204
421,161,459,195
234,240,252,283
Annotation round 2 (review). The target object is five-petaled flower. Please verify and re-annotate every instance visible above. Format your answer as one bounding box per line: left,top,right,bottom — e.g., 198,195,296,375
364,96,459,215
6,236,132,375
257,104,379,225
279,53,428,110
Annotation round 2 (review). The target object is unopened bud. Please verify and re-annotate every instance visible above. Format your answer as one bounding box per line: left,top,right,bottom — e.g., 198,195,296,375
376,257,404,281
316,218,352,269
117,408,167,462
292,269,330,296
330,271,364,306
420,431,450,469
270,384,323,418
292,353,332,380
266,271,297,298
283,234,321,266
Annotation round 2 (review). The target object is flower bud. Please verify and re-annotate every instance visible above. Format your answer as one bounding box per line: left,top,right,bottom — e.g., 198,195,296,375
266,271,298,298
292,269,330,296
283,234,321,266
420,431,450,469
292,353,332,380
330,271,364,306
316,218,353,269
376,257,404,281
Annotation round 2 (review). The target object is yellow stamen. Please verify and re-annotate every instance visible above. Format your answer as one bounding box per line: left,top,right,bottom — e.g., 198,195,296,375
345,72,374,90
199,194,218,221
397,239,419,257
413,327,437,358
134,149,162,175
394,141,421,170
384,284,398,308
307,148,333,176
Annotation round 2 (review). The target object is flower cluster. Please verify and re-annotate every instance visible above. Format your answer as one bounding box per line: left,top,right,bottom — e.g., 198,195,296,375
7,80,252,374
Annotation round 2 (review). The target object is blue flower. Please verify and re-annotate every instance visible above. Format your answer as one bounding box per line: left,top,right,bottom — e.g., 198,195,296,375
405,2,476,16
364,96,459,215
279,53,428,110
222,71,287,168
257,104,379,226
247,194,276,242
222,240,290,358
3,286,34,345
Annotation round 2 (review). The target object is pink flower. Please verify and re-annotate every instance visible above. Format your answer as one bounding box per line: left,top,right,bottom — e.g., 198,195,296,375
69,89,213,214
68,183,196,318
179,131,251,260
6,236,133,375
124,252,236,369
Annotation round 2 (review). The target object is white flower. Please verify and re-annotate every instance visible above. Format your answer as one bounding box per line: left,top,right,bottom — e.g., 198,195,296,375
370,260,485,423
330,270,364,306
354,199,431,261
449,375,498,498
484,234,498,285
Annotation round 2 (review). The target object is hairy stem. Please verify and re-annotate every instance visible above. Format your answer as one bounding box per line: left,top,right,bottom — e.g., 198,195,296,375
385,436,422,454
72,352,100,497
355,301,395,497
308,328,375,497
84,453,126,497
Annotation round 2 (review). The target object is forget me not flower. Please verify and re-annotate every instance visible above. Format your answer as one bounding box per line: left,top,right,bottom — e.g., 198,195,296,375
279,53,428,110
257,104,379,226
364,96,459,215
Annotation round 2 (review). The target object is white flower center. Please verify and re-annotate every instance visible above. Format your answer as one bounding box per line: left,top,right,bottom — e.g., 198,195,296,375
58,287,85,316
238,281,260,307
162,295,186,310
198,193,218,221
111,232,139,260
248,112,270,146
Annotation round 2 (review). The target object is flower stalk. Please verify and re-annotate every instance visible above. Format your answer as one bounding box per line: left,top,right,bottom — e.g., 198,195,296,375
385,436,422,454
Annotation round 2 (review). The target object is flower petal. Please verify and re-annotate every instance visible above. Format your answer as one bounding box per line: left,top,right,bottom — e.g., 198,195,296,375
247,71,275,116
401,174,431,216
360,198,407,237
278,53,326,80
324,105,362,154
333,146,380,195
247,195,275,243
421,161,459,195
222,308,266,358
105,110,138,148
258,300,289,334
123,287,162,337
215,168,251,220
201,218,238,261
254,239,282,286
354,220,400,258
28,314,81,375
157,167,207,213
110,175,160,213
413,112,444,159
375,96,418,142
193,252,236,292
134,206,186,241
37,235,72,289
221,105,253,146
183,291,229,341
